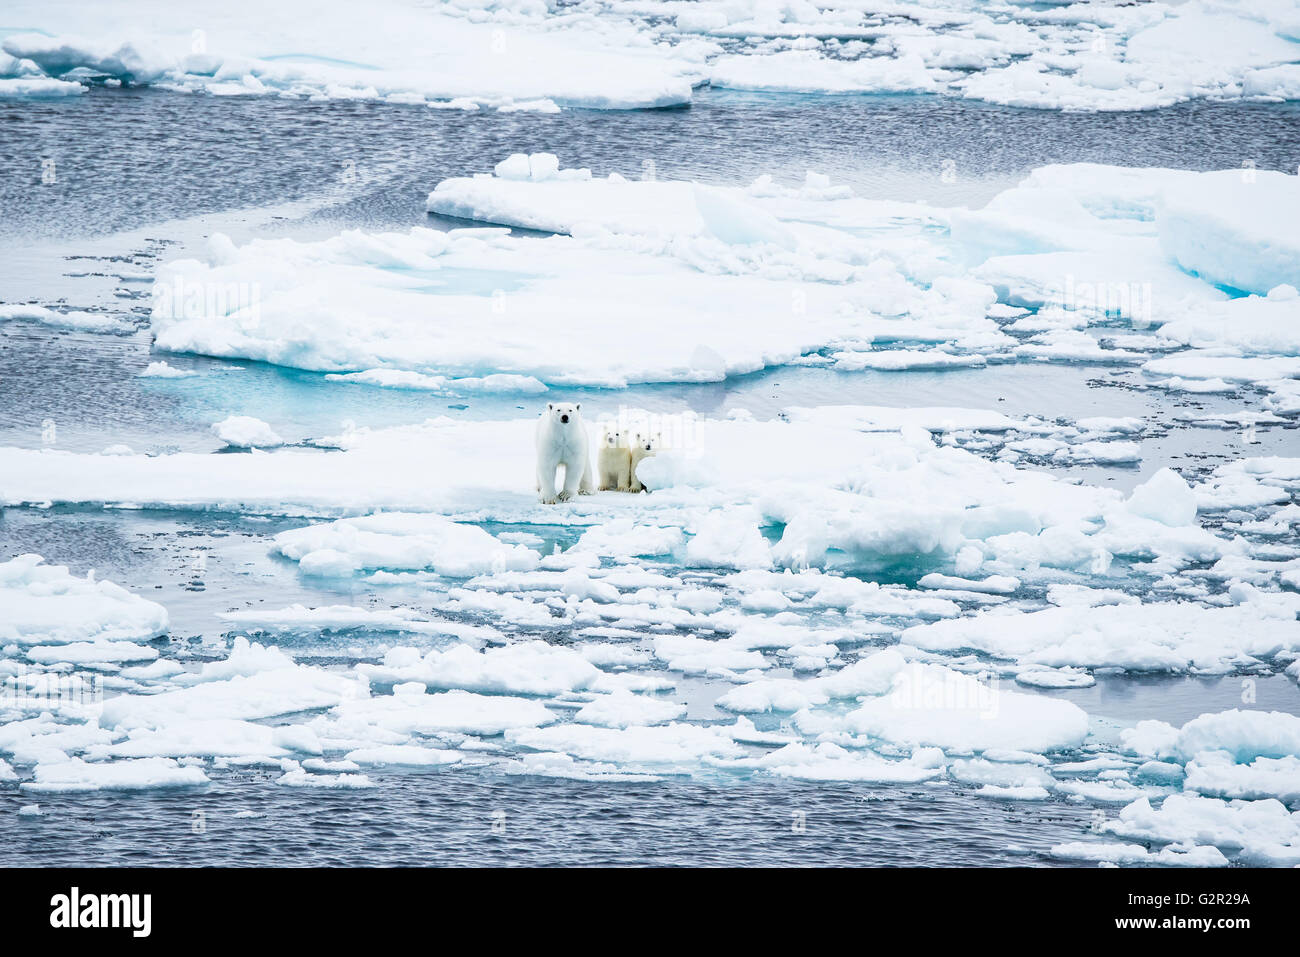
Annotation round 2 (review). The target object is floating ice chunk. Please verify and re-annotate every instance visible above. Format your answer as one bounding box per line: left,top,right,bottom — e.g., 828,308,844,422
905,602,1300,674
756,742,945,784
505,722,743,766
573,690,686,728
22,757,208,792
0,759,16,782
25,640,158,665
0,304,129,333
178,637,294,684
684,509,771,570
1049,841,1229,867
1014,668,1095,689
0,555,168,647
139,360,198,378
976,784,1051,801
494,153,531,180
1156,286,1300,356
357,642,599,697
832,350,986,372
277,766,374,788
89,718,283,760
716,648,908,713
101,664,365,731
1076,416,1145,435
950,758,1054,789
430,164,702,236
1158,170,1300,295
727,717,796,747
528,152,559,181
502,751,662,782
1054,779,1150,804
918,573,1019,594
1244,63,1300,99
498,98,561,113
326,689,554,736
1154,376,1237,396
274,513,539,579
1126,467,1197,527
150,225,867,387
271,725,322,756
578,642,652,668
0,717,119,764
0,76,84,97
212,415,283,449
651,634,767,676
1186,752,1300,804
711,51,936,95
1174,710,1300,764
1102,794,1300,865
220,604,495,645
325,369,546,394
674,9,731,33
1145,352,1300,383
843,663,1089,754
1121,720,1182,761
572,521,684,560
343,745,462,767
975,245,1224,326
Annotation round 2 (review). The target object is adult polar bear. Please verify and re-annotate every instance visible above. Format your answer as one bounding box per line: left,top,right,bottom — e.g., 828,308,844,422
536,402,594,504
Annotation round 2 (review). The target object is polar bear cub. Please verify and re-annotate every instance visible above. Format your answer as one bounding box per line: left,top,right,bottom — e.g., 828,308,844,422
597,428,632,492
536,402,594,504
629,432,659,493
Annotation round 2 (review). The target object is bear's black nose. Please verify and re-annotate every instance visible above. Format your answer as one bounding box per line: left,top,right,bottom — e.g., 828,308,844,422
560,414,569,423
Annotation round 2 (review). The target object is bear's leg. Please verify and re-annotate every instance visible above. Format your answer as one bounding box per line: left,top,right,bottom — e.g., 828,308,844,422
557,463,576,502
616,459,631,492
578,455,595,495
538,461,558,505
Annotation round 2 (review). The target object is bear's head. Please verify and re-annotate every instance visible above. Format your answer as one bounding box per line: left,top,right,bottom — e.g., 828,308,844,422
602,429,623,448
546,402,582,427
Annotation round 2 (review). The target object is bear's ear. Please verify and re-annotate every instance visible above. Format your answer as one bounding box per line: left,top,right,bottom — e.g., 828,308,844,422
575,403,581,411
547,403,553,410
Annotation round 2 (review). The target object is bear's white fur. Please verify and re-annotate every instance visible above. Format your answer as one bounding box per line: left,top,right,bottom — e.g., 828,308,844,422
597,428,632,492
628,432,659,493
536,402,594,504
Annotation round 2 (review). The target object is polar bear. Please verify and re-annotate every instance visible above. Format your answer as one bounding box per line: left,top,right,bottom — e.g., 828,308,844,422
628,432,659,493
597,428,632,492
536,402,594,504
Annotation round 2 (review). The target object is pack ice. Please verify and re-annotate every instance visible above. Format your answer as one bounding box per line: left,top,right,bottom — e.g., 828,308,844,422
5,0,1299,111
